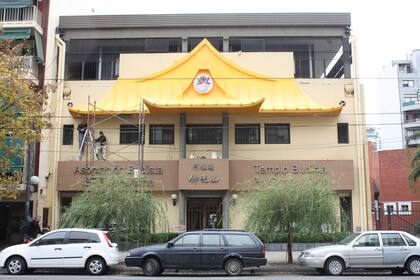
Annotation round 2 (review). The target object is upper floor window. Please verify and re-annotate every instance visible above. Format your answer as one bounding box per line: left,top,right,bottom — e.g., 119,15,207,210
265,123,290,144
149,125,174,145
337,123,349,144
188,37,223,52
186,124,222,144
235,124,260,144
402,80,415,87
62,124,74,145
120,124,144,144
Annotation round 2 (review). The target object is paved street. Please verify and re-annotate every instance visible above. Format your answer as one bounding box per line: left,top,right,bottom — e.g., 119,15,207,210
0,273,416,280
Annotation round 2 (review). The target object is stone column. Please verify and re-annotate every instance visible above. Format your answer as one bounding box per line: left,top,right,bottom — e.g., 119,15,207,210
182,37,188,53
178,191,186,228
223,192,229,229
222,113,229,159
179,113,186,159
223,36,229,52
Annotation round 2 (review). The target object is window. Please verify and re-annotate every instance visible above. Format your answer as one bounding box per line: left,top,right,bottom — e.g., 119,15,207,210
403,80,415,87
384,202,397,215
202,234,224,247
188,37,223,52
174,234,200,247
235,124,260,144
337,123,349,144
149,125,174,145
186,124,222,144
120,124,144,144
62,125,74,145
265,123,290,144
402,234,417,246
145,38,182,53
224,234,256,247
355,234,380,247
68,231,91,244
399,202,412,215
381,233,406,247
37,231,67,245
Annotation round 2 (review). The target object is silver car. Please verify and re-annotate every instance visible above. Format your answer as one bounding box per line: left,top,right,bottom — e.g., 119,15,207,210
298,231,420,276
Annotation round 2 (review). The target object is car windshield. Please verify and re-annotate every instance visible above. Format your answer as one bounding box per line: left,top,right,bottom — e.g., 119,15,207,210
338,233,361,245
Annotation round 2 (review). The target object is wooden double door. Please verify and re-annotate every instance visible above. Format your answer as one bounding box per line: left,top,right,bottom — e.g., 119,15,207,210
187,197,223,231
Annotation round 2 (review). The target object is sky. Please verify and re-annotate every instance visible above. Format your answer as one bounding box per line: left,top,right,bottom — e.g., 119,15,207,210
55,0,420,125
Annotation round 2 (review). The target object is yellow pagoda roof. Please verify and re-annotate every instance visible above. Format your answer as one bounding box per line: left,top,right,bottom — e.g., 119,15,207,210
69,39,342,116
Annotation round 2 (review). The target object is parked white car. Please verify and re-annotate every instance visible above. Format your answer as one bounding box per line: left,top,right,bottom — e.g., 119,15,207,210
298,231,420,276
0,228,119,275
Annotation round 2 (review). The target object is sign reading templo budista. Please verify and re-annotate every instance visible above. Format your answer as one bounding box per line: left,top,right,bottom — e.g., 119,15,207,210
254,164,327,175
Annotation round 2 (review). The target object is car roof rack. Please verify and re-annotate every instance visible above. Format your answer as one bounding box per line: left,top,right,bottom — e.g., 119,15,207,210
201,229,246,232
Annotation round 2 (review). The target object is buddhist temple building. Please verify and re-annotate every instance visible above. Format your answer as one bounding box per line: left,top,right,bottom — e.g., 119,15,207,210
38,13,371,232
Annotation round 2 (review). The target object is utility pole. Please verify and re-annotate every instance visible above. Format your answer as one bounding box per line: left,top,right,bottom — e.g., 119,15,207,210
24,142,35,220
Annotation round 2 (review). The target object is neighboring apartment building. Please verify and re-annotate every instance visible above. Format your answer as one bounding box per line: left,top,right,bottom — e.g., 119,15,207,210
37,13,371,232
377,50,420,150
0,0,49,245
369,143,420,234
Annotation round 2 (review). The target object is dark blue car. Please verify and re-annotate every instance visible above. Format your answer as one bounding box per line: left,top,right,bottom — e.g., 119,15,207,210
125,229,267,276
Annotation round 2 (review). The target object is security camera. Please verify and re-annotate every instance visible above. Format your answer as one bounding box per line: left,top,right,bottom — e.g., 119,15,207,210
339,100,346,106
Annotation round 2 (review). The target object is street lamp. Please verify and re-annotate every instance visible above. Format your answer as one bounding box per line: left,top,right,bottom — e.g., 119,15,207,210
171,193,177,206
25,175,39,219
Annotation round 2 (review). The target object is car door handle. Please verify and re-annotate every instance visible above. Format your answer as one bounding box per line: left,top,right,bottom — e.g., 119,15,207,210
54,248,62,251
220,247,226,251
374,248,382,251
83,246,91,249
192,247,198,251
400,247,408,251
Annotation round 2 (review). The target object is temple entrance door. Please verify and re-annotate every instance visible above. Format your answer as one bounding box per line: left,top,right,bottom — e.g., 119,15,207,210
187,198,223,231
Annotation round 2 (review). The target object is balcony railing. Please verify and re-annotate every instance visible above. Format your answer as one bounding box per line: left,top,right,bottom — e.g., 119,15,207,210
0,5,42,33
21,56,39,83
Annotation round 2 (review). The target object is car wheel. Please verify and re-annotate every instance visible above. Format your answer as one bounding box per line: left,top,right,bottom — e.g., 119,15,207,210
406,256,420,276
391,268,405,275
143,258,161,276
6,256,27,275
316,268,325,275
324,257,345,276
224,258,243,276
86,256,107,275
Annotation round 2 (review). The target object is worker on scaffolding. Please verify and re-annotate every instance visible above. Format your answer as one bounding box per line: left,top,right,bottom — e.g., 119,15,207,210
94,131,107,160
77,121,87,154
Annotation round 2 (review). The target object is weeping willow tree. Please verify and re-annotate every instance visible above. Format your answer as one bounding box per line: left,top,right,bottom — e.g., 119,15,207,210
60,172,167,242
242,174,340,264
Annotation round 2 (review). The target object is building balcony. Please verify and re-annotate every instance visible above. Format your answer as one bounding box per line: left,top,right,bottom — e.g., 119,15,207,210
403,100,420,111
0,5,43,34
21,55,39,84
404,118,420,129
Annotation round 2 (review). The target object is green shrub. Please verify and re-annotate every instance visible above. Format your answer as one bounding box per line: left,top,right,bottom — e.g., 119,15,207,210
256,231,350,243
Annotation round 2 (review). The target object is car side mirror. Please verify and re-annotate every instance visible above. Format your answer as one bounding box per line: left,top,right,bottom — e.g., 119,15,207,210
353,241,359,247
167,242,174,248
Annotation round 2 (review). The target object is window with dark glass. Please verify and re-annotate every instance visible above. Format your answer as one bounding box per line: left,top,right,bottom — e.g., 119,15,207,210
149,125,174,145
188,37,223,51
62,125,74,145
120,124,145,144
265,123,290,144
68,231,91,244
235,124,260,144
337,123,349,144
186,124,222,144
37,231,67,245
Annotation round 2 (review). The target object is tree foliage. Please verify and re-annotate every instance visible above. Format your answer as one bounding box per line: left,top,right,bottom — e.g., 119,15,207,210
60,172,168,242
407,131,420,191
242,175,340,263
0,31,49,199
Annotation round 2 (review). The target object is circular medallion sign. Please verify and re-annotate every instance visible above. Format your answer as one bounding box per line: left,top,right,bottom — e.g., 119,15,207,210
193,73,213,94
